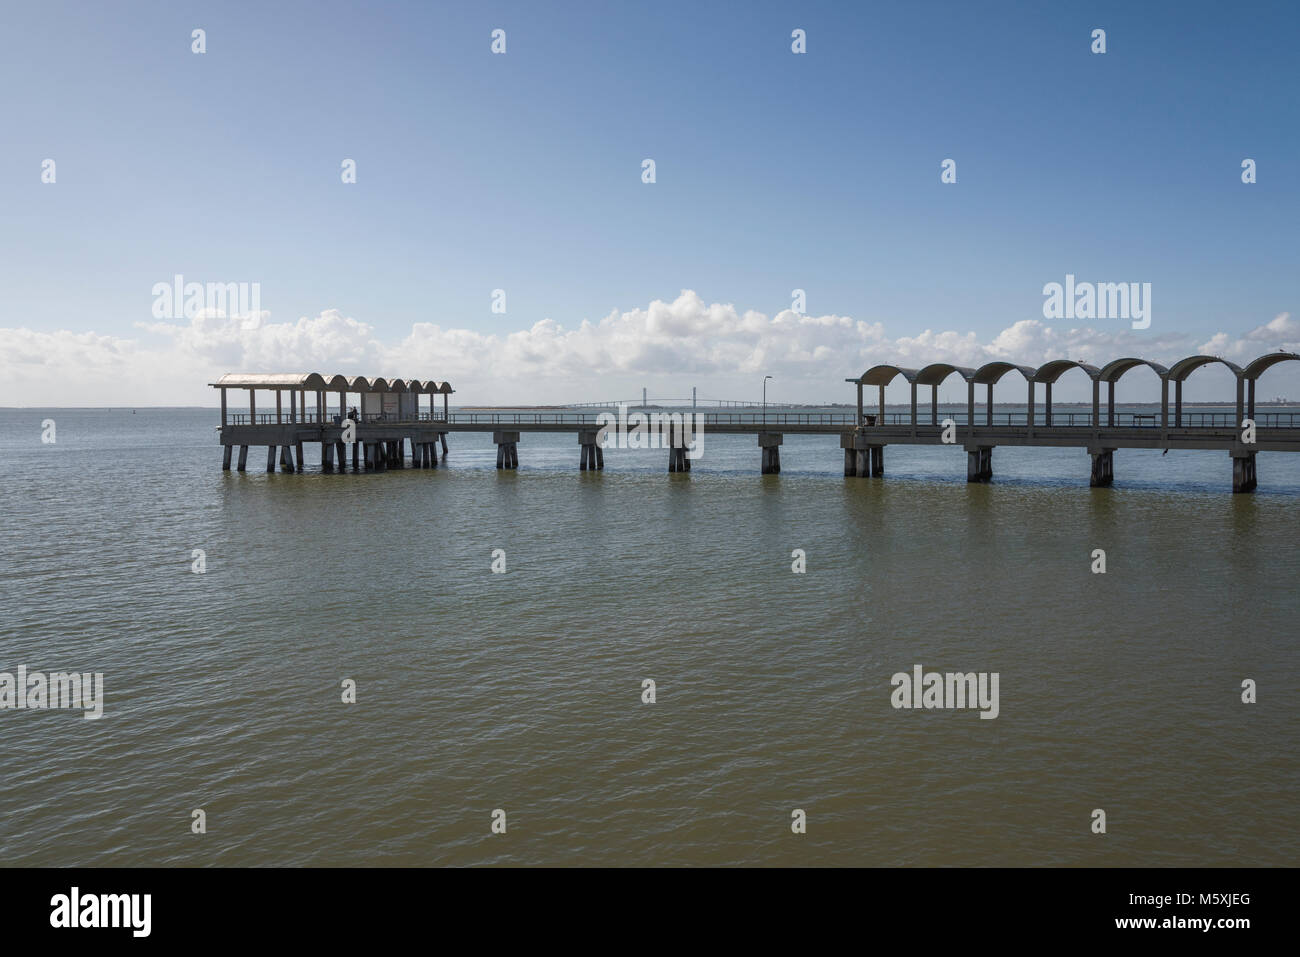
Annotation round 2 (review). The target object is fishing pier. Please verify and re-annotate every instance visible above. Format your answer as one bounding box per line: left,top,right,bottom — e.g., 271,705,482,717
213,352,1300,492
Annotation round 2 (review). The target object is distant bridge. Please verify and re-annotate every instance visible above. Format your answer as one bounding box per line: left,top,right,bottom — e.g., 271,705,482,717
563,397,804,409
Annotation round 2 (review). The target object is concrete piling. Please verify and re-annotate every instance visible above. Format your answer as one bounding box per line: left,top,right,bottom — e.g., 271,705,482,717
266,446,277,473
1232,451,1257,493
237,445,248,471
222,446,232,470
1089,447,1114,487
759,433,782,474
494,431,519,470
579,430,603,471
966,446,993,483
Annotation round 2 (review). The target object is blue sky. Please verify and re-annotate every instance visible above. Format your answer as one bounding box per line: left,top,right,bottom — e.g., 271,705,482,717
1,0,1297,404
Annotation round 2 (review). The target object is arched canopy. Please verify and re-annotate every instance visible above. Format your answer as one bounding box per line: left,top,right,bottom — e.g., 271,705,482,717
1165,355,1243,382
914,363,976,386
1033,360,1100,384
1097,357,1170,383
1242,352,1300,380
209,372,328,390
856,364,919,386
211,372,449,393
971,361,1036,384
435,381,455,394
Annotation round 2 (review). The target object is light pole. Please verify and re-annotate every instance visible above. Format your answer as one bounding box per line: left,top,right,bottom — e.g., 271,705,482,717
763,375,773,425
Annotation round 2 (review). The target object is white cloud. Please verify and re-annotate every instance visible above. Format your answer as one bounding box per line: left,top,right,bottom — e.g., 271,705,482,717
1,294,1296,406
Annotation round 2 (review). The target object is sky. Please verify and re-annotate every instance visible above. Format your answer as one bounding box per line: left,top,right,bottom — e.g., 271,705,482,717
1,0,1297,406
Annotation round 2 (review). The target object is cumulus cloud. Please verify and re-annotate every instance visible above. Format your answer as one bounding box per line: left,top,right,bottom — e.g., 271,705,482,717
1,293,1296,406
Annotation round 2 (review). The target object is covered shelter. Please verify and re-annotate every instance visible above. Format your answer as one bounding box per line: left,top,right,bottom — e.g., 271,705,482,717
211,372,454,427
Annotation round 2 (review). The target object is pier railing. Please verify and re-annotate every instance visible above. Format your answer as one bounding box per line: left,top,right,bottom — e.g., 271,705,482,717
226,410,1299,428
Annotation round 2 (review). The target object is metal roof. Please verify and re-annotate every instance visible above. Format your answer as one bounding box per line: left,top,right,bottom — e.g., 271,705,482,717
211,373,453,393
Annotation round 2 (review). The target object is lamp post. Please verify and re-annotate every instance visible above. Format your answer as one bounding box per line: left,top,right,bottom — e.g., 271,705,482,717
763,375,773,425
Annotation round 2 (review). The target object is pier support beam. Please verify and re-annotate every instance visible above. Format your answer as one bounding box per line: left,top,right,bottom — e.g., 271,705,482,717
965,445,994,483
296,440,305,472
579,431,604,471
222,446,232,470
494,431,519,470
759,432,782,474
237,445,248,471
842,431,883,477
1232,451,1257,493
322,442,334,471
266,446,276,473
280,446,295,473
440,433,449,455
352,442,359,471
1089,447,1115,488
666,422,691,472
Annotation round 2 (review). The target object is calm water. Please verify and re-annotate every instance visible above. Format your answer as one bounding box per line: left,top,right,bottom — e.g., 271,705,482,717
1,407,1297,866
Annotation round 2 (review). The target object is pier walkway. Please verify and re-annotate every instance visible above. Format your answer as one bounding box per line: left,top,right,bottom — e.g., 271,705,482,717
213,352,1300,492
